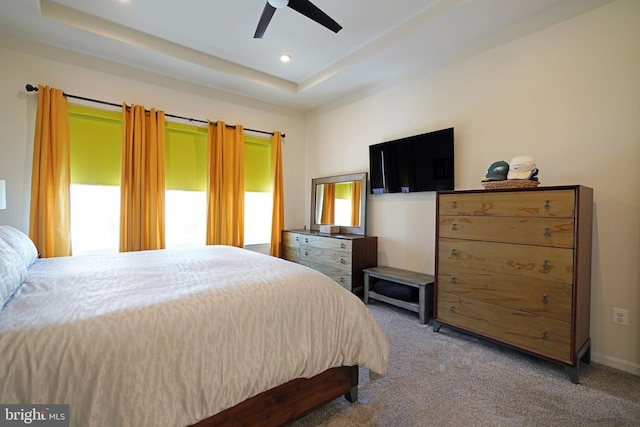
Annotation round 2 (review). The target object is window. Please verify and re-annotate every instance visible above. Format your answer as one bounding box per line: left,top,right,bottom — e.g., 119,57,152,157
164,122,207,248
68,106,273,254
333,182,353,226
68,105,121,255
244,136,272,245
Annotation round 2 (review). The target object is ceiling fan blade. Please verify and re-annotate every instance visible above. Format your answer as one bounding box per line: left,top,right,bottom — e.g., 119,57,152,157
254,2,277,39
287,0,342,33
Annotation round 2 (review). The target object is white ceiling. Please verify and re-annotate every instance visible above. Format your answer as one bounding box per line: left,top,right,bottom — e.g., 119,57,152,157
0,0,614,111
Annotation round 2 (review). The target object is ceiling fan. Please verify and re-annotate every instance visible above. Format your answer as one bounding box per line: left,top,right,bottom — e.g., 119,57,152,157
254,0,342,39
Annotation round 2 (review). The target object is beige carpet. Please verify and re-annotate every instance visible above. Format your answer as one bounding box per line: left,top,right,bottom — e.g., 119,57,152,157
291,302,640,427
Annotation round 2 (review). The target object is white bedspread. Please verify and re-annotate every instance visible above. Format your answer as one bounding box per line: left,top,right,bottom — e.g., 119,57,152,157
0,246,389,426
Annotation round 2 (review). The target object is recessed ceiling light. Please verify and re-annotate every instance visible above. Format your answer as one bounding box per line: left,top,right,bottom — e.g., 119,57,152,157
280,54,291,63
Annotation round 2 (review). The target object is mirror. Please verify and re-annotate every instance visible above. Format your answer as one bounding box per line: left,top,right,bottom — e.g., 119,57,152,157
310,172,367,235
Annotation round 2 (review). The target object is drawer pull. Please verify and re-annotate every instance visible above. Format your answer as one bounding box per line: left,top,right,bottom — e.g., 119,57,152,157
305,238,309,243
340,243,346,249
295,236,299,242
340,258,346,264
545,200,550,209
340,277,345,283
451,201,457,209
544,228,551,237
540,330,548,340
450,249,457,257
451,224,457,231
449,305,455,313
304,250,309,256
542,294,548,305
450,276,456,284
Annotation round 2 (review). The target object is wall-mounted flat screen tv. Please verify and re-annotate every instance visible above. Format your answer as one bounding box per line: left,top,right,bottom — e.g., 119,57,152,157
369,127,454,194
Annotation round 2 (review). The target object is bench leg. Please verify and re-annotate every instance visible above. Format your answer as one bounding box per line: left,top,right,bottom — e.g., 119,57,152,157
418,286,426,324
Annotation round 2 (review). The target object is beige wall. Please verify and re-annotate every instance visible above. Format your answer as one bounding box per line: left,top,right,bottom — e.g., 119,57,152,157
305,0,639,374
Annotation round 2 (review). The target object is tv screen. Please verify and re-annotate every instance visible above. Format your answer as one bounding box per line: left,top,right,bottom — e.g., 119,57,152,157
369,127,454,194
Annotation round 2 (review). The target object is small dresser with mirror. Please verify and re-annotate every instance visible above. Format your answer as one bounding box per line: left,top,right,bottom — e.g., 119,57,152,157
282,172,378,293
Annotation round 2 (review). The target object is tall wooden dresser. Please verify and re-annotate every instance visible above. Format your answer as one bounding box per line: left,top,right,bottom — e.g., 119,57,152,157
433,186,593,383
282,230,378,293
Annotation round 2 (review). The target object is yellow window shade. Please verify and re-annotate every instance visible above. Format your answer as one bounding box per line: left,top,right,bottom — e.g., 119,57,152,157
165,122,207,191
245,135,271,193
335,182,351,200
69,105,121,186
69,107,270,192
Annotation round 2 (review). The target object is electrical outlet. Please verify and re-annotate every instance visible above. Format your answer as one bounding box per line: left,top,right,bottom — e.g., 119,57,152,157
612,307,629,326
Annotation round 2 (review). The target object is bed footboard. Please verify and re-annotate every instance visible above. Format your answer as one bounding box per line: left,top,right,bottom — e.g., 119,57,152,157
191,365,359,427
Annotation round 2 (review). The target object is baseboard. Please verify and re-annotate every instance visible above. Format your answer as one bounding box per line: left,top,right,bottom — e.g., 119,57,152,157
592,352,640,376
244,243,270,256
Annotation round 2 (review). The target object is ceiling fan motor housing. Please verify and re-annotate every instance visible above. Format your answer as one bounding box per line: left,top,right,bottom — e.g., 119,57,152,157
268,0,289,8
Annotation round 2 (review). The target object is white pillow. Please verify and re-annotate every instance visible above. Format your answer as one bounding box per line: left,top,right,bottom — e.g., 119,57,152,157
0,237,28,311
0,225,39,269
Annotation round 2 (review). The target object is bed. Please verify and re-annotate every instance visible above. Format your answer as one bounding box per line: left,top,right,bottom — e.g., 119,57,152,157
0,225,390,426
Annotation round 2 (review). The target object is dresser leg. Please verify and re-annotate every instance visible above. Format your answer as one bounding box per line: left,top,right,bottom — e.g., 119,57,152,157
432,320,442,332
565,364,581,384
580,342,591,365
564,339,592,384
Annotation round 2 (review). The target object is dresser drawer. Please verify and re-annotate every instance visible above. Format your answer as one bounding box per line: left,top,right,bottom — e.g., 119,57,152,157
282,232,300,262
439,190,575,217
438,216,575,248
437,293,572,362
283,231,301,247
282,246,298,262
299,234,352,254
300,246,352,269
305,261,352,290
438,238,574,284
437,270,572,322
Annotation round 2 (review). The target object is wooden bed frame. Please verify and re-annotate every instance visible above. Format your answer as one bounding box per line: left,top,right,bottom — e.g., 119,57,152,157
191,365,359,426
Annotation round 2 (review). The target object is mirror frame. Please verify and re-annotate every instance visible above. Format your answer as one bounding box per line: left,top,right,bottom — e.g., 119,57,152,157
310,172,368,235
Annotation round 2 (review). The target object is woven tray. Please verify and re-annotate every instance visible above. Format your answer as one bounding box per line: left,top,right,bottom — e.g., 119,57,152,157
481,180,540,190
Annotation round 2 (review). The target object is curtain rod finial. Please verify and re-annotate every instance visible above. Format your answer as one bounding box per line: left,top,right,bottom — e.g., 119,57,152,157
25,84,38,92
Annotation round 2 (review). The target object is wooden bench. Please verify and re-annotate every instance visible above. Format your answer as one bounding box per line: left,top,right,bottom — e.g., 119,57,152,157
363,266,434,324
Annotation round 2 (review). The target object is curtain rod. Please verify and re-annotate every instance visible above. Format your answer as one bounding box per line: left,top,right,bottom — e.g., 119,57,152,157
25,84,285,138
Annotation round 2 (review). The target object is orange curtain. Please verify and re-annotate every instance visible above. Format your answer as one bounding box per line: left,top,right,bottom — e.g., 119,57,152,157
206,121,245,247
119,104,166,252
320,183,335,224
29,85,71,258
269,132,284,257
350,181,361,226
